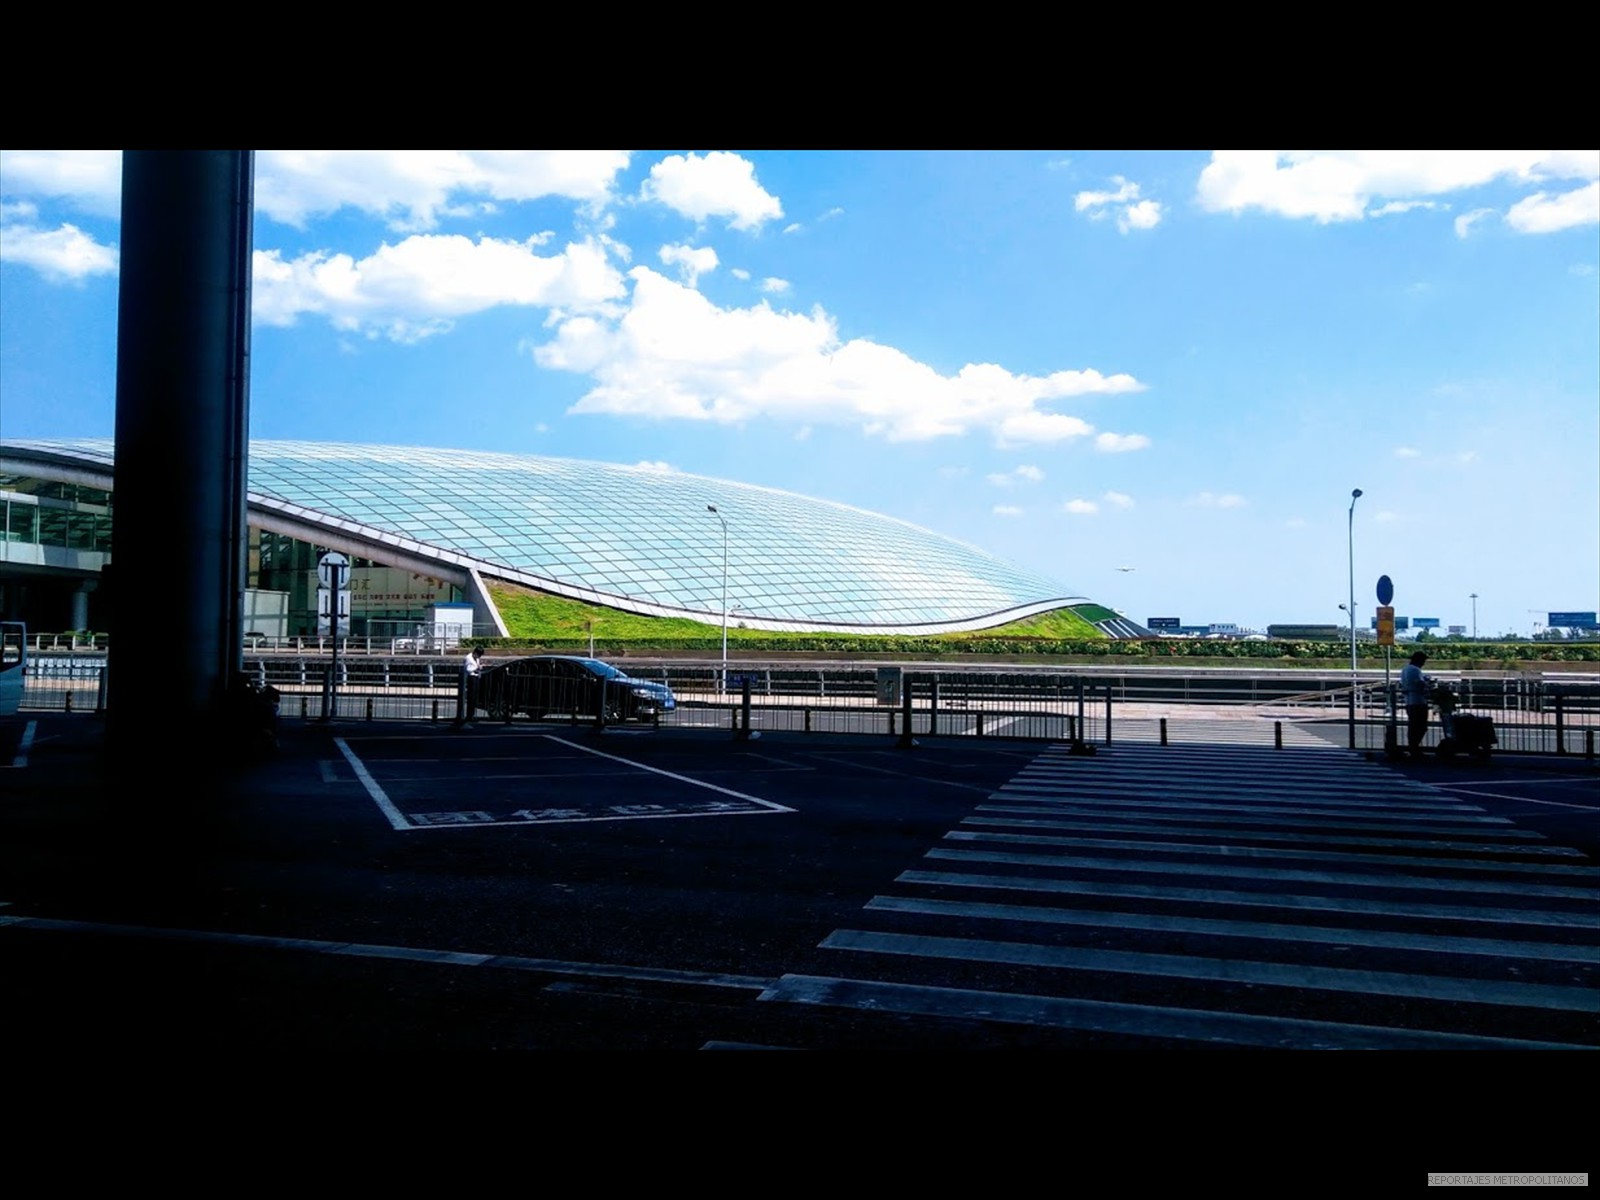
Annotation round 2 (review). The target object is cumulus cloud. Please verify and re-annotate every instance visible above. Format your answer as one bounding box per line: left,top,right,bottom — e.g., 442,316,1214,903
632,461,675,472
659,243,718,287
1103,491,1134,508
0,149,123,217
253,234,626,341
761,277,791,293
1196,150,1599,226
1189,491,1246,508
1062,498,1098,514
1505,181,1600,233
542,267,1144,444
1076,176,1163,233
992,505,1023,517
0,148,631,232
986,465,1044,487
0,219,117,281
1455,208,1496,238
1095,432,1150,453
1395,446,1422,458
254,150,631,232
640,152,783,232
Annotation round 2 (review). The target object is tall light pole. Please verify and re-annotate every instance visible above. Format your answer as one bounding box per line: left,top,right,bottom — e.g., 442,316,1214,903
1348,488,1362,676
1469,593,1478,640
706,504,727,688
1347,488,1362,748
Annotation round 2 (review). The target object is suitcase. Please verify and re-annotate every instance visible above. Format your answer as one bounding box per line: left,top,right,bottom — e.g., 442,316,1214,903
1437,712,1495,760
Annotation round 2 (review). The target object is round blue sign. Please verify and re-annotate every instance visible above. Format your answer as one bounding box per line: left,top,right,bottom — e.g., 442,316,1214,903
1376,575,1394,606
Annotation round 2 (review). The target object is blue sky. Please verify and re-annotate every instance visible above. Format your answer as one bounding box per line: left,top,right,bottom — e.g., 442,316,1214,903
2,149,1596,638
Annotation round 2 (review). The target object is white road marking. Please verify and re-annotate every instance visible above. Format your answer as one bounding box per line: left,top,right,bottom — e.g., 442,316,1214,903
7,720,36,768
543,734,795,810
333,737,413,831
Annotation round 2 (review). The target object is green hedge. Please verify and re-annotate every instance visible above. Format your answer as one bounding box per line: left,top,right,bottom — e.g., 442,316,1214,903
466,634,1598,663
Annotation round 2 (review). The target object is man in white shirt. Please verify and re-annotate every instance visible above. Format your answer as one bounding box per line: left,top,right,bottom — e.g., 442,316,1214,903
1399,650,1431,758
457,646,484,724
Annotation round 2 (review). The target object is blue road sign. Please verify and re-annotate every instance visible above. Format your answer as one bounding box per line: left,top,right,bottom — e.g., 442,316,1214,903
1376,575,1394,606
1549,611,1598,628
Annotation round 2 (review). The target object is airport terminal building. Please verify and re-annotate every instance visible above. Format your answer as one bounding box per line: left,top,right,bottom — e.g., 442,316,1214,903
0,438,1141,642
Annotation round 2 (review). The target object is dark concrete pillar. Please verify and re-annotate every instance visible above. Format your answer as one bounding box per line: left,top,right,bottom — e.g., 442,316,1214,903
107,151,254,765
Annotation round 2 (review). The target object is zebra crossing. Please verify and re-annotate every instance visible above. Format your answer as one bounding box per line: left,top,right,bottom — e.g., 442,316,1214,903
759,740,1600,1048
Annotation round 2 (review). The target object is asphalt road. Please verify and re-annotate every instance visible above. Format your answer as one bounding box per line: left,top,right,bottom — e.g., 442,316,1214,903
2,712,1596,1054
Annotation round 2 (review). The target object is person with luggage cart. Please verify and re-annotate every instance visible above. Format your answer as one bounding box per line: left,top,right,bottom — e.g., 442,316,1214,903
1399,650,1432,759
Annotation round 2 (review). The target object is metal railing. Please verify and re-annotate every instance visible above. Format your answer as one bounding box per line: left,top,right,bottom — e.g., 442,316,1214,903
13,653,1599,759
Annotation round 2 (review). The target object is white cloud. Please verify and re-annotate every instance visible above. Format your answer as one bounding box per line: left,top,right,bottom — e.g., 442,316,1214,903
1120,199,1163,232
253,234,626,341
1062,499,1098,514
1103,491,1134,508
0,149,637,245
731,267,751,280
986,465,1044,487
1375,510,1399,523
1371,199,1445,217
1455,208,1496,238
761,277,791,294
254,150,630,232
640,152,783,232
1456,450,1478,464
1076,176,1162,234
1394,446,1422,458
632,460,675,472
1189,491,1246,508
544,267,1144,444
0,220,118,281
995,411,1096,447
1196,151,1599,225
1095,432,1150,453
1505,181,1600,233
0,149,123,216
659,243,718,287
992,505,1023,517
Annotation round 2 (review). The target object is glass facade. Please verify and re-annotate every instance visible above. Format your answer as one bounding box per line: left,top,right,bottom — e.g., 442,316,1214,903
1,438,1092,634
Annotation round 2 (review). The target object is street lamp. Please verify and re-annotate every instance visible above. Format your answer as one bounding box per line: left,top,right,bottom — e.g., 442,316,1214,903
1347,489,1362,748
706,504,727,688
1348,488,1362,677
1469,593,1478,640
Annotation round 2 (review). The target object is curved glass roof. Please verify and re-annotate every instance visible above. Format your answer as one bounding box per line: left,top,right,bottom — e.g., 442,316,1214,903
1,438,1092,633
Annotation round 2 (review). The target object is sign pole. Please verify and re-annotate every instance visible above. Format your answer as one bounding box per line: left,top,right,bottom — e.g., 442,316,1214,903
1375,575,1397,757
318,552,350,723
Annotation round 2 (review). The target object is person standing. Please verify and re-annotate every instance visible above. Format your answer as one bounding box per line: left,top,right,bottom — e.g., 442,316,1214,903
1399,649,1431,758
457,646,484,724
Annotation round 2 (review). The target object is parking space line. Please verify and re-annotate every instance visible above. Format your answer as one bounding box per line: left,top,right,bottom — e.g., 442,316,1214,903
6,720,36,768
544,734,795,811
333,737,414,831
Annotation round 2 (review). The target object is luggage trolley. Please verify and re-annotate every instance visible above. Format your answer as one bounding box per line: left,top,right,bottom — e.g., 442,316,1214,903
1429,681,1496,761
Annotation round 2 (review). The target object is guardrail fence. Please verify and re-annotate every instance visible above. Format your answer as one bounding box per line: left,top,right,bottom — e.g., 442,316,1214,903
12,653,1598,759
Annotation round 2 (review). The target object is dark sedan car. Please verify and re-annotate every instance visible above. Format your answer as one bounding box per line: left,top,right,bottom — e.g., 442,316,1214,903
475,655,677,723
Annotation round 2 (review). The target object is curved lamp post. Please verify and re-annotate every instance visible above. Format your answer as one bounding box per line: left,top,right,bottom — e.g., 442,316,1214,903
1348,488,1362,747
706,504,728,689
